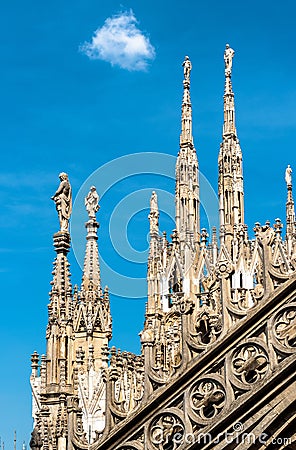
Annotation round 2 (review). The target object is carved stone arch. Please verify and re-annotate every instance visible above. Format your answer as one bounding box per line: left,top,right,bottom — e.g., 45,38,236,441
167,257,184,296
92,307,103,332
146,407,191,450
166,252,184,280
272,239,289,264
195,309,221,346
194,249,212,293
248,241,264,295
74,305,87,333
226,337,271,391
147,308,183,383
233,253,253,287
215,244,233,279
268,261,290,283
268,237,290,284
147,367,170,387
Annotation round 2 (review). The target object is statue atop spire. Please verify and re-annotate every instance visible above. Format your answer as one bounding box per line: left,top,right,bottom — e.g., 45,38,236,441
285,164,292,187
180,56,193,145
219,43,244,247
177,55,200,246
224,43,235,76
182,55,192,82
81,186,101,294
51,172,72,232
148,191,159,234
85,186,100,220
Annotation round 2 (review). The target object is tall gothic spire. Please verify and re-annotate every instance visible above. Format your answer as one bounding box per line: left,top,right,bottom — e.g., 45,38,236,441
40,173,74,403
223,44,237,137
81,186,101,295
218,44,245,249
76,186,112,342
176,56,200,248
147,191,162,316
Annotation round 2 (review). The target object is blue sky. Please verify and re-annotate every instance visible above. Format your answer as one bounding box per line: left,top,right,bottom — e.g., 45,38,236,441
0,0,296,447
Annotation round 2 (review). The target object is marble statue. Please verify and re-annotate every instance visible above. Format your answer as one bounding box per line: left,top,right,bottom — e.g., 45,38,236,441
149,191,159,233
285,165,292,186
224,44,235,75
51,172,72,232
150,191,158,212
182,56,192,82
85,186,100,219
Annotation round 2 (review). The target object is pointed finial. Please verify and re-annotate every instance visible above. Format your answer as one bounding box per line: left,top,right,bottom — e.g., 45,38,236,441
51,172,72,232
182,55,192,83
85,186,100,220
285,164,292,188
224,43,235,76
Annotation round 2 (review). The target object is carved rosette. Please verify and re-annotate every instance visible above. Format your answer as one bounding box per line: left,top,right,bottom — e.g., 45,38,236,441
269,303,296,355
186,375,227,425
215,261,233,279
228,340,269,389
148,410,188,450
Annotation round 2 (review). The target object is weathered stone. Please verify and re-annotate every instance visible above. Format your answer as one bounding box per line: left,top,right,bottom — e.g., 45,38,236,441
30,46,296,450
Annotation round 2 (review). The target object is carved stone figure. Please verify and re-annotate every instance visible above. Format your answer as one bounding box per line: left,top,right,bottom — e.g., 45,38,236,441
150,191,158,212
224,44,235,75
285,164,292,186
182,55,192,81
149,191,159,233
29,427,42,450
51,172,72,232
85,186,100,219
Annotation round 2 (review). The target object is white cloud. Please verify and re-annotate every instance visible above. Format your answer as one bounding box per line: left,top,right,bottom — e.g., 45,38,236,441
80,10,155,71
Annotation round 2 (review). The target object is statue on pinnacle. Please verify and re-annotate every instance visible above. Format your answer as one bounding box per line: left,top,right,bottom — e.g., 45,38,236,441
285,165,292,187
51,172,72,232
224,44,235,76
85,186,100,220
182,56,192,82
149,191,159,234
